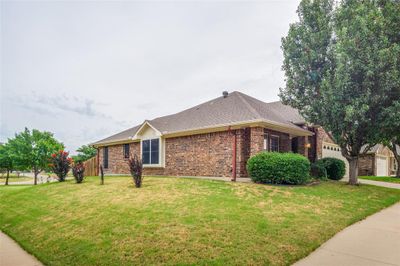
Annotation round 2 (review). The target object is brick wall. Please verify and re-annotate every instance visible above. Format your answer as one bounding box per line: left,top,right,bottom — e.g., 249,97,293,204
250,127,264,157
99,130,236,177
160,131,234,177
236,128,251,177
315,127,336,160
98,142,140,175
250,127,291,156
358,154,375,176
98,126,291,178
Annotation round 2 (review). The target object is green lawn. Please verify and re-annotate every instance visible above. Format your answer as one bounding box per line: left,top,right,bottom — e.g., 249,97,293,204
359,176,400,184
1,176,400,266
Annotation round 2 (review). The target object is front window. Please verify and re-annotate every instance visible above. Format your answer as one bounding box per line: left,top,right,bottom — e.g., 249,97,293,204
270,136,279,152
103,147,108,168
142,138,159,165
123,144,130,159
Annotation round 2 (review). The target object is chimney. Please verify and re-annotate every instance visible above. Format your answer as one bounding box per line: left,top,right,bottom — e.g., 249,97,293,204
222,91,229,98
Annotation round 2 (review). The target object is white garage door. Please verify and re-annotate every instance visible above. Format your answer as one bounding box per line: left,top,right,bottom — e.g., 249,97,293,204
322,142,349,178
376,157,388,176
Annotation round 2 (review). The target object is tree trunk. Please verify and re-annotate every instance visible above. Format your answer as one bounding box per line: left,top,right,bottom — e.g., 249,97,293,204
34,169,38,185
348,157,359,185
5,170,10,185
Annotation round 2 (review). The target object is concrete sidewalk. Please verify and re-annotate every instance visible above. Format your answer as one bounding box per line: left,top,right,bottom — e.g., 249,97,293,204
295,203,400,266
0,231,42,266
358,179,400,189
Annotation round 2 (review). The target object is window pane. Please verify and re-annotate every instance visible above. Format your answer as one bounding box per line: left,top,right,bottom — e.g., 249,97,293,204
271,136,279,152
142,140,150,164
103,147,108,168
124,144,130,158
150,139,159,164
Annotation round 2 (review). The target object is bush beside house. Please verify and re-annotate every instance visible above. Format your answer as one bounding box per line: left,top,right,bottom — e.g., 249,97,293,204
247,152,310,185
317,157,346,180
311,160,328,180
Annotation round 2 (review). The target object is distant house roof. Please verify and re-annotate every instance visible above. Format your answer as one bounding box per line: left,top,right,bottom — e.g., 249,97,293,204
92,91,312,147
361,144,399,155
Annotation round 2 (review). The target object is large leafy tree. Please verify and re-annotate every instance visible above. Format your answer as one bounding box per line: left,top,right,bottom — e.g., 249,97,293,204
280,0,400,185
379,102,400,177
0,143,14,185
72,145,97,163
376,0,400,177
8,128,64,185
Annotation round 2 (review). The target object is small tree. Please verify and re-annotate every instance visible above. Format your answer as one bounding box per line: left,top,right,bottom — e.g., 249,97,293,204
72,145,97,163
72,162,85,183
0,144,13,185
8,128,64,185
51,150,72,182
128,155,143,188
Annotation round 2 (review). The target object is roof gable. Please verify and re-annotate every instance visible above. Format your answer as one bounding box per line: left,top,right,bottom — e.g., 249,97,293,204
133,121,162,139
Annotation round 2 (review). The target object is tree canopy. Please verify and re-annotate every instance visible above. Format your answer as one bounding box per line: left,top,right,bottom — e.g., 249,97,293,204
0,143,14,185
72,145,97,163
280,0,400,184
8,128,64,185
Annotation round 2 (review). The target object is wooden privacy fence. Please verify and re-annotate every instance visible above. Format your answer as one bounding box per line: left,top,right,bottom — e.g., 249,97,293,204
83,157,97,177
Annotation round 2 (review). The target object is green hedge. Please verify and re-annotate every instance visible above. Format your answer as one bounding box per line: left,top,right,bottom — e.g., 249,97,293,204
318,157,346,180
311,160,328,180
247,152,310,185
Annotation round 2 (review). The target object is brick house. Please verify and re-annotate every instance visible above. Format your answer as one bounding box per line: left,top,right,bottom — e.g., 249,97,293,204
358,144,398,177
92,91,338,179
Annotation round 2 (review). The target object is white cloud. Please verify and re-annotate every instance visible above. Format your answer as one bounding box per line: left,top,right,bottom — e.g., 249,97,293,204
0,0,300,153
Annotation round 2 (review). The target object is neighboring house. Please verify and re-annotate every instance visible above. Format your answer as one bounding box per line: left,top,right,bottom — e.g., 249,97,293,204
359,145,397,176
92,91,337,178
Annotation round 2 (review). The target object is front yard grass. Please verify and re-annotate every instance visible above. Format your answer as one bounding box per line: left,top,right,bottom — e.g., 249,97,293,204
1,176,400,265
359,175,400,184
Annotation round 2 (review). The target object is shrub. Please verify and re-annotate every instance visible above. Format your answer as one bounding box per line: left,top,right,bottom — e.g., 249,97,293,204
128,155,143,188
319,157,346,180
247,152,310,185
72,162,85,183
51,150,72,182
310,161,328,180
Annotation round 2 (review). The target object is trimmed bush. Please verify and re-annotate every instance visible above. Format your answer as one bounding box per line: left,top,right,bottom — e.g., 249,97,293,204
128,155,143,188
51,150,72,182
311,161,328,180
319,157,346,180
72,162,85,183
247,152,310,185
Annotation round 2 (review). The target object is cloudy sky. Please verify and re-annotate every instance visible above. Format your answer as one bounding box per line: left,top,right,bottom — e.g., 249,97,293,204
1,0,300,154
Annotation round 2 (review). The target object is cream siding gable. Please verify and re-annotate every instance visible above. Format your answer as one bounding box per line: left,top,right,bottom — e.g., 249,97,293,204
133,122,165,168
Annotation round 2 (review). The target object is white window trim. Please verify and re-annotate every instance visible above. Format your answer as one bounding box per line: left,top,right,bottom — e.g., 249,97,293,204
263,132,269,151
270,135,280,152
141,137,163,168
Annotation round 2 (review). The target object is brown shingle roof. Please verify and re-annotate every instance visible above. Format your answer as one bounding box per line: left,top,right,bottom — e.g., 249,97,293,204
92,91,311,146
